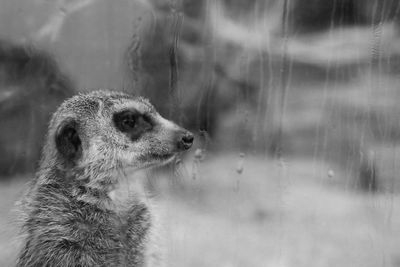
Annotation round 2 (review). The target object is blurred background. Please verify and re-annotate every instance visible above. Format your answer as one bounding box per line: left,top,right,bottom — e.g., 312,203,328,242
1,0,400,266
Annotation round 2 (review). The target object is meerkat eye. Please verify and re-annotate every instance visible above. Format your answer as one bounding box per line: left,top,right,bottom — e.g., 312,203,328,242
113,110,154,140
114,111,138,132
122,114,136,129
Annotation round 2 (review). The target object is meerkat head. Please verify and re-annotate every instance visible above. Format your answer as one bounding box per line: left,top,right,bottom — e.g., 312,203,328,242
45,90,193,179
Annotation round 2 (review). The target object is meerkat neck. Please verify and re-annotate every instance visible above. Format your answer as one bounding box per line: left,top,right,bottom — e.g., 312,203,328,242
106,170,152,214
65,166,151,213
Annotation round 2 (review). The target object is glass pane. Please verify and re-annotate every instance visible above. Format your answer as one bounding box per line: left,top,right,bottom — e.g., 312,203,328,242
0,0,399,266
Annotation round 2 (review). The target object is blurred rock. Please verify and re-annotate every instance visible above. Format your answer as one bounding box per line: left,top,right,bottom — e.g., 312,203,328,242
289,0,365,34
0,40,75,177
289,0,400,34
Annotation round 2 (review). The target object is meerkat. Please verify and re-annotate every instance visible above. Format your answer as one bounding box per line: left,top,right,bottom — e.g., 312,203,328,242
16,90,194,267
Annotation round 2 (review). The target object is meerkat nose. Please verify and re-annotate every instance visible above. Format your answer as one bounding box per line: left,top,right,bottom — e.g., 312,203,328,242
178,132,194,150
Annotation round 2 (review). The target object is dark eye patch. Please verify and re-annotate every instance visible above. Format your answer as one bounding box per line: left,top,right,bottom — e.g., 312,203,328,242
113,110,153,140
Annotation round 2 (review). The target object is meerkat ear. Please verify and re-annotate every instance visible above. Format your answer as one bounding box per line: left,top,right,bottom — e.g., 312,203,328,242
55,119,82,162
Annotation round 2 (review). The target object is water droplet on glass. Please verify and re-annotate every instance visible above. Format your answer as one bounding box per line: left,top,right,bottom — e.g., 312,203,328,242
236,153,245,174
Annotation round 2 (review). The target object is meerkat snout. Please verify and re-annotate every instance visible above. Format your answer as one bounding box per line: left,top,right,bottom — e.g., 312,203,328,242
178,131,194,150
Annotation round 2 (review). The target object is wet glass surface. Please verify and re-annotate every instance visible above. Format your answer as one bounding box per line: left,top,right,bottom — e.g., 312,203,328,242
0,1,400,266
